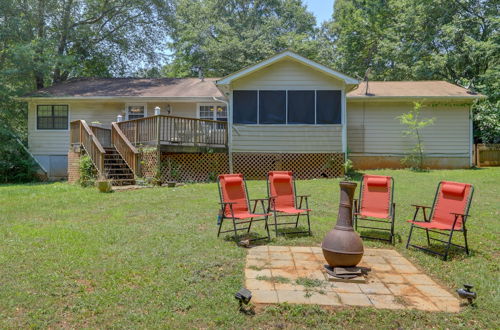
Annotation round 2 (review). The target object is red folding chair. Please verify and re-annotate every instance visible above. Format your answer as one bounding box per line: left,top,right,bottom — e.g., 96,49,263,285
217,174,270,241
354,175,396,244
406,181,474,260
267,171,311,236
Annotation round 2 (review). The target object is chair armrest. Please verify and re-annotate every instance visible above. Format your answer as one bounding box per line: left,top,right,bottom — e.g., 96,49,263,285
218,201,236,205
296,194,310,198
412,204,431,209
450,212,470,217
250,198,268,202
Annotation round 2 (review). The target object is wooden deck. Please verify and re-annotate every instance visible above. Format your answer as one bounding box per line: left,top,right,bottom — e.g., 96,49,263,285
70,115,228,180
117,115,228,152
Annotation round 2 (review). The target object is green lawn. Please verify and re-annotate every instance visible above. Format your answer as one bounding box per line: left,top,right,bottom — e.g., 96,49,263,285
0,168,499,328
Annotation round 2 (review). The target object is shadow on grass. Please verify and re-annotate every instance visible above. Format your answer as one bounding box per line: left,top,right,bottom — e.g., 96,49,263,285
408,241,473,261
356,229,401,245
273,226,312,239
222,231,271,246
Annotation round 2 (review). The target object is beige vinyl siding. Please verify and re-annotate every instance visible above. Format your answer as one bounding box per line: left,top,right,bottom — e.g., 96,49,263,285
28,101,122,155
230,59,345,154
232,125,342,153
346,101,471,156
28,100,200,155
232,59,345,90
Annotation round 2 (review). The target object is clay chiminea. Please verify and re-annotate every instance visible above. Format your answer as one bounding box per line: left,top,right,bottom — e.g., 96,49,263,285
322,181,364,267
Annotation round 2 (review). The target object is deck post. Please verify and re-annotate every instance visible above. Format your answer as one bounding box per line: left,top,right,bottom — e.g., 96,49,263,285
135,121,138,144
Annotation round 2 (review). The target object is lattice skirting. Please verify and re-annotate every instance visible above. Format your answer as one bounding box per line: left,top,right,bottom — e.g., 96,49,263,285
233,153,344,180
139,150,344,183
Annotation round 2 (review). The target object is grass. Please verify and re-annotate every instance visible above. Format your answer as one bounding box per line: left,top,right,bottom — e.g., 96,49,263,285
0,168,499,328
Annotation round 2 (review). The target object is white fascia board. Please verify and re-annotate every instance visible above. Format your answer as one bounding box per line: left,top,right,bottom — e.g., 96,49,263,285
347,95,485,102
18,96,227,103
216,51,359,86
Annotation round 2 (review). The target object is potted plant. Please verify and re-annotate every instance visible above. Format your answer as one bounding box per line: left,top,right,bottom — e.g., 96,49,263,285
95,174,113,193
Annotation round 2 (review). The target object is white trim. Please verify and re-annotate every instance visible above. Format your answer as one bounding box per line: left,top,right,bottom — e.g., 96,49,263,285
35,103,70,132
347,95,484,101
216,51,359,86
20,96,227,103
469,106,474,167
197,103,227,121
125,103,147,120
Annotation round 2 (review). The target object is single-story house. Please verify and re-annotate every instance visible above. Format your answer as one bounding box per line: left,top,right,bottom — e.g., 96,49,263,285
19,51,484,183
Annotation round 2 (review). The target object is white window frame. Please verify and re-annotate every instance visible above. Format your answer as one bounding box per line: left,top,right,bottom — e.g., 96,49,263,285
197,103,227,121
125,103,147,120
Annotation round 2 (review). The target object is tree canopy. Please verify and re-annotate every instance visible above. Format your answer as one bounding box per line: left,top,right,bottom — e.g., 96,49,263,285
0,0,498,148
165,0,320,77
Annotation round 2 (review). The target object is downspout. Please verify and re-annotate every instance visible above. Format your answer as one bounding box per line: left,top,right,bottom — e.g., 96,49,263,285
213,96,233,173
341,89,348,156
469,105,474,167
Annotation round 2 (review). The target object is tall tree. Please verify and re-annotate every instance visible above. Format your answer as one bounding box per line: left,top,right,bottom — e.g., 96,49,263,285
166,0,319,77
320,0,499,142
0,0,173,137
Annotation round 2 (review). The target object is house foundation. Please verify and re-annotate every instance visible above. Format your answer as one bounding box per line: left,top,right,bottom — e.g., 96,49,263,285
68,147,81,183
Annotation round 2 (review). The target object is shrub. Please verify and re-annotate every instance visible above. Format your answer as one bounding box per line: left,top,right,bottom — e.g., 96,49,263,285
78,154,96,187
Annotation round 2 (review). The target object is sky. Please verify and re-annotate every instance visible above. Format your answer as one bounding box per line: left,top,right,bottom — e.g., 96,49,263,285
302,0,335,26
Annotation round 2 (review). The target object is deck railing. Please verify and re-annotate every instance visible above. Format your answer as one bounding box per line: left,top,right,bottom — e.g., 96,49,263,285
90,125,112,148
116,115,228,148
70,120,106,175
111,122,140,174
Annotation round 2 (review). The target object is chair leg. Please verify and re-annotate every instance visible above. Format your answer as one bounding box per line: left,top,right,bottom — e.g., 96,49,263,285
406,224,415,249
273,211,279,236
306,211,311,236
232,218,239,240
425,229,431,246
443,229,455,261
294,213,300,228
247,217,254,233
265,216,271,240
463,229,470,255
217,218,224,237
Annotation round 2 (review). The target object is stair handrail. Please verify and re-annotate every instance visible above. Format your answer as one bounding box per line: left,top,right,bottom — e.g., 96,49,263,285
70,120,106,175
111,122,140,176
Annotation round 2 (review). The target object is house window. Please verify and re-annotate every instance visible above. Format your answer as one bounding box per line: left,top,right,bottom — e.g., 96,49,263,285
199,104,227,128
259,90,286,124
316,90,341,124
233,90,258,124
126,104,147,120
233,89,342,125
37,105,68,130
288,90,315,124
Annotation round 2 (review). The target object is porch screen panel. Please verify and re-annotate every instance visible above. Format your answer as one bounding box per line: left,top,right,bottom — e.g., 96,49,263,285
233,90,257,124
259,90,286,124
287,90,315,124
316,90,341,124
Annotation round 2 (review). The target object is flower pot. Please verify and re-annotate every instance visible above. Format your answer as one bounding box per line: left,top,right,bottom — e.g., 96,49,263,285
96,180,113,193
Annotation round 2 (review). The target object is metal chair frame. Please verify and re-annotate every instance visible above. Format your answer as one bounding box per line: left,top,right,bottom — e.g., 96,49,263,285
354,176,396,244
266,172,311,237
217,175,270,241
406,181,474,261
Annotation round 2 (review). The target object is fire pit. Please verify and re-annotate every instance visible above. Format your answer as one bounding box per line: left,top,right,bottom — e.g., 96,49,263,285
322,181,366,280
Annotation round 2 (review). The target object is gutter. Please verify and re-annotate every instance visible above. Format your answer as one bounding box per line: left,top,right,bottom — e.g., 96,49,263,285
213,96,233,173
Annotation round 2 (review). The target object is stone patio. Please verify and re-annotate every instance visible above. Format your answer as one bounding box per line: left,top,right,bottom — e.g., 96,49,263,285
245,246,461,312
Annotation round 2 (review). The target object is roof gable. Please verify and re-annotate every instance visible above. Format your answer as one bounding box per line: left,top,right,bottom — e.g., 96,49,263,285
216,51,359,86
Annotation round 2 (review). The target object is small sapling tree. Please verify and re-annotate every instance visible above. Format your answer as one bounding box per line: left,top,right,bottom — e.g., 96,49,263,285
397,102,435,170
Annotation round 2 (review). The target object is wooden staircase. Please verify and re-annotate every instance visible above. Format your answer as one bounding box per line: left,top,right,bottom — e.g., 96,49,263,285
103,147,135,185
